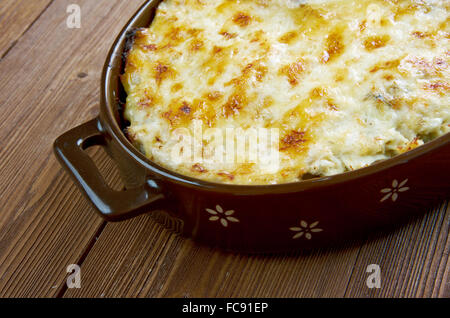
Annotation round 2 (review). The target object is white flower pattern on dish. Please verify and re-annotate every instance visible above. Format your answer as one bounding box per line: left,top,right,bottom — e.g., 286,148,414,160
206,205,239,227
290,221,323,240
380,179,410,202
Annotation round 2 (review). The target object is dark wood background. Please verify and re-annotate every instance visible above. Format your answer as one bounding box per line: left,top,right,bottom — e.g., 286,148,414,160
0,0,448,298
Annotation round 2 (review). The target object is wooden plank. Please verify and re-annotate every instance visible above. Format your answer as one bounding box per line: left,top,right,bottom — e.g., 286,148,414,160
153,240,361,298
0,0,145,297
64,214,362,298
64,202,448,298
0,149,115,297
344,201,449,298
62,215,174,298
0,0,53,58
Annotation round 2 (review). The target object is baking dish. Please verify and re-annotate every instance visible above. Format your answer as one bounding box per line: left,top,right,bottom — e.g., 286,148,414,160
54,0,450,252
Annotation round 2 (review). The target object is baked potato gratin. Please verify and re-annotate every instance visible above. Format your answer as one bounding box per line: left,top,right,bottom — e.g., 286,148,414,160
121,0,449,185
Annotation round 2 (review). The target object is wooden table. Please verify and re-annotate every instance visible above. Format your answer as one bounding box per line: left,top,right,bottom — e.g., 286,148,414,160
0,0,448,298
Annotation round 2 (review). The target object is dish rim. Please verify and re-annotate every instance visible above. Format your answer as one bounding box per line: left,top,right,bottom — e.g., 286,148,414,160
100,0,450,195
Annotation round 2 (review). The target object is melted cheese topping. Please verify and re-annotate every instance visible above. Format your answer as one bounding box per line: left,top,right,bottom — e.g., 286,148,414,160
122,0,449,185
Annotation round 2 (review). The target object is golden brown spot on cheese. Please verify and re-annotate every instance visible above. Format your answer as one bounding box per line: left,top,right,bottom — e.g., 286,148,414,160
171,82,184,93
142,44,158,51
289,5,327,35
380,18,391,27
226,62,268,87
370,59,401,73
280,130,307,152
363,35,391,51
359,20,367,33
132,28,150,47
215,1,233,13
403,137,421,152
217,171,235,181
219,31,237,39
152,13,178,33
334,68,348,82
394,1,430,20
263,96,274,108
162,100,194,127
396,137,421,153
321,32,344,64
187,28,203,36
233,12,252,27
253,64,268,82
162,111,175,126
356,118,366,127
203,46,233,85
180,101,192,114
223,93,246,118
328,102,338,111
275,95,324,158
155,62,172,85
206,91,224,101
165,26,183,44
192,164,208,173
190,39,204,52
412,31,432,39
369,92,403,110
424,81,449,95
438,19,450,39
213,46,224,54
279,31,299,44
137,90,160,108
192,98,217,127
406,56,448,76
250,30,265,43
254,0,269,8
281,99,321,131
279,60,306,86
161,26,203,49
310,87,327,99
242,63,255,76
310,87,339,111
233,164,254,176
279,168,297,179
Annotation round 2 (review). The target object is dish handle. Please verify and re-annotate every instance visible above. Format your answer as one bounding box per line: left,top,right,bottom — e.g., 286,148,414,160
53,118,166,221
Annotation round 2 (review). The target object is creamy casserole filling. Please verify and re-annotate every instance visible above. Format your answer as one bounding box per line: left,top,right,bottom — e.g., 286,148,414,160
122,0,449,184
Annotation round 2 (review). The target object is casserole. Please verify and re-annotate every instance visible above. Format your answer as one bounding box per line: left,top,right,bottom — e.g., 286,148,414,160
54,0,450,252
121,0,450,185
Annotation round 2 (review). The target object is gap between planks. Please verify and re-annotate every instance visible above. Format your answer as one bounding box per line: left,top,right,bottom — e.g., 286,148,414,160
0,0,55,61
55,220,107,298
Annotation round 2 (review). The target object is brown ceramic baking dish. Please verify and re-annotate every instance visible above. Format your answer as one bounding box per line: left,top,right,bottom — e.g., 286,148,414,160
54,0,450,252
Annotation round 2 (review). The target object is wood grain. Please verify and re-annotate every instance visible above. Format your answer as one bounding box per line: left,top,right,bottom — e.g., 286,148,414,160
0,0,53,58
0,0,448,298
63,214,362,298
0,0,145,297
62,215,174,298
344,202,449,298
63,203,448,298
